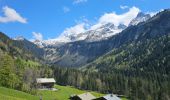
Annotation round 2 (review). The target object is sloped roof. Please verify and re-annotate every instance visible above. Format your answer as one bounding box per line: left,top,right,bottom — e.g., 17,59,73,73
36,78,56,83
77,92,96,100
102,94,121,100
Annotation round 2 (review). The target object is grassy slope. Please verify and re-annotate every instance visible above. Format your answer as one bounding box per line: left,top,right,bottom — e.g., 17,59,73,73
0,87,38,100
0,85,127,100
0,85,103,100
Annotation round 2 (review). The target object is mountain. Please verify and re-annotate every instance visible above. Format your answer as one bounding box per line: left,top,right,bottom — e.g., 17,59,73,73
43,9,170,67
33,12,150,47
0,32,44,61
14,38,45,61
11,10,166,68
84,23,126,42
129,12,151,26
83,35,170,73
82,9,170,71
33,23,127,47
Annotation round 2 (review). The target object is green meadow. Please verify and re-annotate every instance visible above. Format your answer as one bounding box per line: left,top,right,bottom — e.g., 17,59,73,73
0,85,127,100
0,85,103,100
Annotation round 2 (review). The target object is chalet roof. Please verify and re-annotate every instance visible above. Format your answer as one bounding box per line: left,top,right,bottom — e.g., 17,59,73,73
102,94,121,100
36,78,56,83
77,92,96,100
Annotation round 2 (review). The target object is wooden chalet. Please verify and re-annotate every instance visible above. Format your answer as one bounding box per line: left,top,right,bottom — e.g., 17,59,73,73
36,78,56,89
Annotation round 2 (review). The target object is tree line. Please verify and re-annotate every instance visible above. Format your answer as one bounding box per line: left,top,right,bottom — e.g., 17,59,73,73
53,66,170,100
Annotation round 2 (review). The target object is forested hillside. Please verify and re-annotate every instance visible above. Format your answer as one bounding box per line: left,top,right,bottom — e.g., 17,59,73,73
54,35,170,100
0,32,53,94
0,32,44,61
84,35,170,74
53,10,170,100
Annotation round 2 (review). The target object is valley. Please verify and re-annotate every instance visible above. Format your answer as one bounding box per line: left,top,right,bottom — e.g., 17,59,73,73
0,6,169,100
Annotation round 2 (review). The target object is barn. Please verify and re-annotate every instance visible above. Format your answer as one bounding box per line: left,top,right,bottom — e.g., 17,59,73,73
36,78,56,89
70,92,96,100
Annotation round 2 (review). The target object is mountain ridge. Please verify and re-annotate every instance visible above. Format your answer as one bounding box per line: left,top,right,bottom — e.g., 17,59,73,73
10,10,170,68
32,12,151,47
40,10,169,67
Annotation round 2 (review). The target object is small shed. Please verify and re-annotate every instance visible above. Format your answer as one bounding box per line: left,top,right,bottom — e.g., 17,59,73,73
94,94,121,100
70,92,96,100
36,78,56,89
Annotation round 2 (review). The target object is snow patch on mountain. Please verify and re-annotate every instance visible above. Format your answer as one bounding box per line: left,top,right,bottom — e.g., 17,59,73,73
129,12,151,26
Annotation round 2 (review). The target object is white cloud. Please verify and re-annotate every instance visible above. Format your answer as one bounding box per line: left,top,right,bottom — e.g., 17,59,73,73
91,6,140,30
73,0,87,4
50,23,87,42
120,5,129,9
53,6,140,40
61,23,86,36
63,6,70,13
48,6,140,41
32,32,43,41
0,6,27,23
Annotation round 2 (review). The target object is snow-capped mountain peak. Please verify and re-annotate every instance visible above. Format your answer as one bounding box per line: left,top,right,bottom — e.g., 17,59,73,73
129,12,151,26
85,23,126,41
33,22,127,47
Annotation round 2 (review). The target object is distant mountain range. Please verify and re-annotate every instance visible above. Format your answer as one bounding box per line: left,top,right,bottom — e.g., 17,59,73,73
7,10,170,69
30,12,151,47
32,12,153,67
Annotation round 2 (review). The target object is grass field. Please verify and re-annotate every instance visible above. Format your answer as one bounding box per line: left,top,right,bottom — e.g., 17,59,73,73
0,85,103,100
0,87,38,100
0,85,127,100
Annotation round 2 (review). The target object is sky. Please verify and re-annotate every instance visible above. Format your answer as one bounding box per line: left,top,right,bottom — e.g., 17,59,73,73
0,0,170,41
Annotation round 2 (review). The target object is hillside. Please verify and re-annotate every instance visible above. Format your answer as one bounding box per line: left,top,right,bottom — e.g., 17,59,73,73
0,32,44,62
83,35,170,74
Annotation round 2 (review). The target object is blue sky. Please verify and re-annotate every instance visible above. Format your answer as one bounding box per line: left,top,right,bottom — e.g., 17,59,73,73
0,0,170,40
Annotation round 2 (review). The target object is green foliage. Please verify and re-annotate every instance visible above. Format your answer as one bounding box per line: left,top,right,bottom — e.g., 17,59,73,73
0,55,20,88
0,52,52,95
